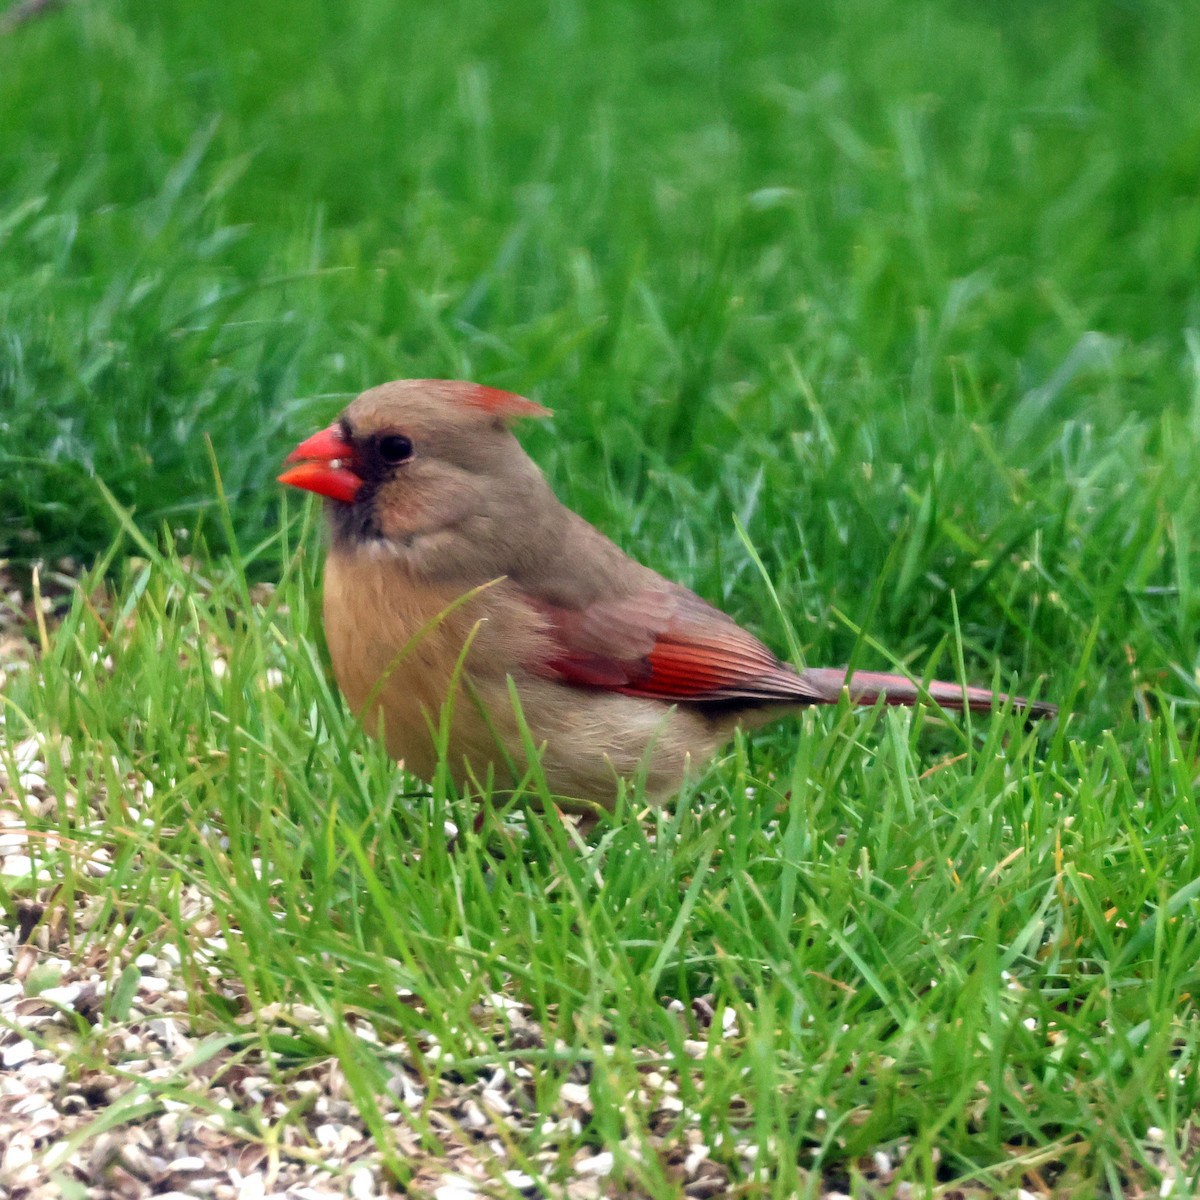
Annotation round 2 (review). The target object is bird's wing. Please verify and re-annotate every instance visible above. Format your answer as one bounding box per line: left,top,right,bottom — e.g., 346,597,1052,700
533,587,822,703
530,586,1057,718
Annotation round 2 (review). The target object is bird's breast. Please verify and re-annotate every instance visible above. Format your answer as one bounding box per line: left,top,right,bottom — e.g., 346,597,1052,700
320,547,552,778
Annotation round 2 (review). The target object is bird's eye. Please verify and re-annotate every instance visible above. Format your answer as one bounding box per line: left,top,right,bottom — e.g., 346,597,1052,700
377,434,414,465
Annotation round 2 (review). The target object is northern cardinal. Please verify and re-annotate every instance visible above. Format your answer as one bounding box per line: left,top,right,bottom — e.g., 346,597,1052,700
279,380,1054,806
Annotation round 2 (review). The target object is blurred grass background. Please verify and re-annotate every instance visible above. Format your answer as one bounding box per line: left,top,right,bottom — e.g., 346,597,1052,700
3,0,1199,713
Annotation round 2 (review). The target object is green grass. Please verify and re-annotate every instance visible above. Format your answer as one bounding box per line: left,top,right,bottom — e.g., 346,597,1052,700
2,0,1200,1194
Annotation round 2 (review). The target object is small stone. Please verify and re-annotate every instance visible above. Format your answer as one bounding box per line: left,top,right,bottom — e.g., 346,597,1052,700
434,1179,478,1200
40,984,82,1009
27,1061,66,1085
558,1081,590,1107
236,1173,265,1200
2,1039,36,1067
461,1099,488,1130
2,1131,35,1173
480,1087,512,1116
350,1167,376,1199
575,1151,614,1177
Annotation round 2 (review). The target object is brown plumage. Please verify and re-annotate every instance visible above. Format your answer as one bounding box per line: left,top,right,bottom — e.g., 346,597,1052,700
279,379,1055,807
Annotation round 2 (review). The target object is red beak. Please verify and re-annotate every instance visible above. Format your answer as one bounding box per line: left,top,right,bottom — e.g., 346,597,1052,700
278,424,364,504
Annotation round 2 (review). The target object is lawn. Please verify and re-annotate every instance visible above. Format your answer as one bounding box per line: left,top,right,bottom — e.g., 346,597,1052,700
2,0,1200,1195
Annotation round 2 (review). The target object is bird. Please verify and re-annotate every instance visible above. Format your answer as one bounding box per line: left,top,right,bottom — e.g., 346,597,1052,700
279,379,1055,808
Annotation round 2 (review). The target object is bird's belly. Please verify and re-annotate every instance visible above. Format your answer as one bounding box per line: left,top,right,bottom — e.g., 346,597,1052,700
500,680,732,805
321,553,731,806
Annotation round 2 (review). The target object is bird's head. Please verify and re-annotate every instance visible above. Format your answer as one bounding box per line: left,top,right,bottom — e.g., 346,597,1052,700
279,379,552,561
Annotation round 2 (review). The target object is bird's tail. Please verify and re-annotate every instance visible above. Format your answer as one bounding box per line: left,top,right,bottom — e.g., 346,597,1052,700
795,667,1057,720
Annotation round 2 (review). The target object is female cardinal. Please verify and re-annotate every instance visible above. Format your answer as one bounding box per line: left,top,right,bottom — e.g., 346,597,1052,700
279,380,1054,806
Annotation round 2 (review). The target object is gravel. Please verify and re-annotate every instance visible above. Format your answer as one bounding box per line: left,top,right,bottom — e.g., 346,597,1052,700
0,565,749,1198
1,562,1189,1198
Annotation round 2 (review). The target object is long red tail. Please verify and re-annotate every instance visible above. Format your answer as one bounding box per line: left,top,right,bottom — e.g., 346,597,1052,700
795,667,1057,720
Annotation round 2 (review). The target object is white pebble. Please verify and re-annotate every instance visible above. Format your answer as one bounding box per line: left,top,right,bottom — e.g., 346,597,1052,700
315,1122,363,1152
236,1173,265,1200
2,1130,35,1172
12,738,43,771
27,1061,66,1085
558,1081,590,1107
434,1180,478,1200
486,992,524,1013
461,1100,488,1130
40,985,82,1009
540,1117,582,1140
480,1087,512,1116
2,1039,36,1067
350,1166,376,1199
575,1151,614,1177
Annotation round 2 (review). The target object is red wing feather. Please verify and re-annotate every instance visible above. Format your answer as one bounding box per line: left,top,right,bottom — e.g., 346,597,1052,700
532,588,1055,718
537,587,820,703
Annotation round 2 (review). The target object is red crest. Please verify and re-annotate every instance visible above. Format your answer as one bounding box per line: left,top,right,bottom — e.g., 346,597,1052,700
448,382,550,421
